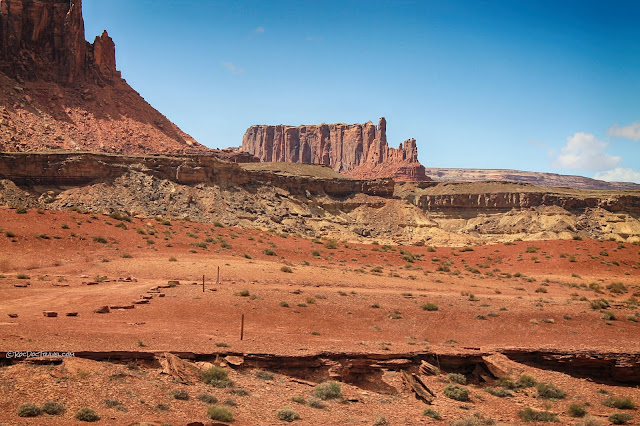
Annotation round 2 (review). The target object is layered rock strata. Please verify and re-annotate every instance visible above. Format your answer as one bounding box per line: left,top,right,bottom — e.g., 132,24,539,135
242,117,428,181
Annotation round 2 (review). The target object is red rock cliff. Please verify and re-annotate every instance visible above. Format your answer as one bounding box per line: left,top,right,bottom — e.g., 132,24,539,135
241,118,429,181
0,0,207,154
0,0,118,83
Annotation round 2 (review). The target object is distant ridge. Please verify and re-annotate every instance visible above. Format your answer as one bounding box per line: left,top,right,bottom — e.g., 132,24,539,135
423,168,640,191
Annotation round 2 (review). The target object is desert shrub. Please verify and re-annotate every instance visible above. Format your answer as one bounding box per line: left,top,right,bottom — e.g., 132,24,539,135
448,373,467,385
388,310,402,319
525,246,539,253
568,403,587,417
308,398,326,409
536,382,566,399
75,407,100,422
16,206,28,214
450,413,495,425
109,211,131,222
291,396,305,404
519,407,558,422
574,416,605,426
17,403,41,417
16,273,30,279
590,299,610,310
42,401,65,415
325,240,338,249
609,413,633,424
444,384,470,401
276,407,300,422
602,311,616,321
314,381,342,400
197,393,217,404
202,366,232,388
120,252,133,258
263,248,276,256
92,236,107,244
423,408,441,419
603,396,636,409
207,405,233,422
230,388,250,396
373,416,389,425
280,266,292,273
608,282,628,294
172,389,189,400
460,246,474,252
279,301,289,307
517,374,537,388
421,302,439,311
485,387,513,397
236,289,250,297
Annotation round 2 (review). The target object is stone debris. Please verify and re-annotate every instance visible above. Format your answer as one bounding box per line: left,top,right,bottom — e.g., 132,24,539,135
43,311,58,317
93,306,110,314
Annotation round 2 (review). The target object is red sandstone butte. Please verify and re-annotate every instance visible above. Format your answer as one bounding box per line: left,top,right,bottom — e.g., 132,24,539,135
241,117,429,182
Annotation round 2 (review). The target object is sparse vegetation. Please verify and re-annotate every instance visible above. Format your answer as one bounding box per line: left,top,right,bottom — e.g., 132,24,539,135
421,302,439,311
75,407,100,422
536,381,566,399
444,384,470,401
314,381,342,400
609,413,633,425
276,407,300,422
423,408,441,419
17,403,41,417
448,372,467,385
172,389,189,400
568,403,587,418
202,366,232,388
207,405,234,422
603,396,636,409
197,393,217,404
519,407,558,422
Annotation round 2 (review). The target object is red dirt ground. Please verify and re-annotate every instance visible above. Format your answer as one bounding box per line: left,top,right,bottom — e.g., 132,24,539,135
0,207,639,425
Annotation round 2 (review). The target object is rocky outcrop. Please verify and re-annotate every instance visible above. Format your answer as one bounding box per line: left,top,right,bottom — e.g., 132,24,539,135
0,0,208,154
424,168,640,191
0,0,117,83
242,117,429,182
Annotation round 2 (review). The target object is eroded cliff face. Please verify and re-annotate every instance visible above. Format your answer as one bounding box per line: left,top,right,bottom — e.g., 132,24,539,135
242,117,428,182
0,0,207,154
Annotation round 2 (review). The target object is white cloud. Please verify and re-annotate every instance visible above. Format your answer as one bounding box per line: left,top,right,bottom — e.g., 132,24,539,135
221,61,244,75
607,121,640,141
255,26,265,34
552,132,620,171
594,168,640,184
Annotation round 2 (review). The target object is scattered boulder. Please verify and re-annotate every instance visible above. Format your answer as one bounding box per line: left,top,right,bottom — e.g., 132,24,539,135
93,306,110,314
66,312,78,317
43,311,58,317
133,300,149,305
8,313,18,318
110,305,135,310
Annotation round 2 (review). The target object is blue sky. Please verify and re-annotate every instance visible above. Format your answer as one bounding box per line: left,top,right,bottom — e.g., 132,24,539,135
83,0,640,183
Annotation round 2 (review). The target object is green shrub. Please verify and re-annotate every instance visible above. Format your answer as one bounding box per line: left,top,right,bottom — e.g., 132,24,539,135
236,289,250,297
590,299,610,310
308,398,326,409
373,416,389,426
16,273,30,279
448,372,467,385
202,366,232,388
197,393,217,404
207,405,233,422
17,403,41,417
609,413,633,424
109,212,132,222
568,403,587,417
607,282,628,294
517,374,537,388
450,413,495,426
423,408,441,419
291,396,305,404
314,381,342,400
42,401,65,415
602,311,616,321
16,206,28,214
519,407,558,422
92,236,107,244
485,387,513,397
75,407,100,422
444,384,470,401
281,266,293,273
603,396,636,409
536,382,566,399
421,302,439,311
172,389,189,400
325,240,338,249
263,248,276,256
276,407,300,422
